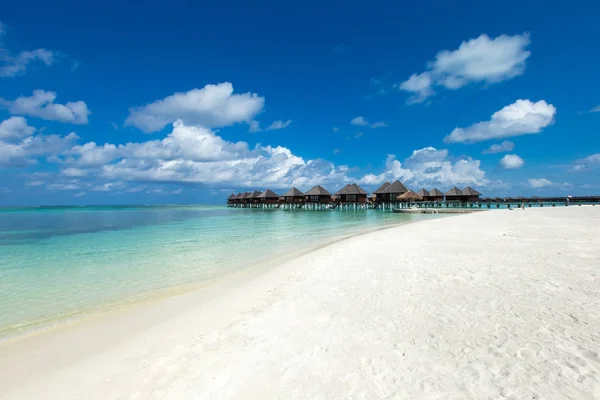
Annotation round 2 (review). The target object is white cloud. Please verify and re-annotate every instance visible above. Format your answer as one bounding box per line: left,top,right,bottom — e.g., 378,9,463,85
61,167,88,177
482,140,514,154
398,72,434,104
350,116,368,126
500,154,524,169
333,127,339,133
528,178,552,188
0,117,36,140
350,117,387,129
399,33,531,103
445,99,556,143
589,105,600,113
1,48,56,78
1,90,90,124
370,121,388,128
573,153,600,171
358,147,487,188
266,119,292,130
576,153,600,164
0,128,78,167
47,182,80,191
248,120,261,133
125,82,265,133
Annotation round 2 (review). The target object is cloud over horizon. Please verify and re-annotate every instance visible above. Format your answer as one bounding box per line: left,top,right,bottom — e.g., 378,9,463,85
444,99,556,143
125,82,265,133
399,33,531,104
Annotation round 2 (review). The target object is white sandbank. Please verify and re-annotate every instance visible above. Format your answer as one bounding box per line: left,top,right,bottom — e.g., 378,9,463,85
1,207,599,399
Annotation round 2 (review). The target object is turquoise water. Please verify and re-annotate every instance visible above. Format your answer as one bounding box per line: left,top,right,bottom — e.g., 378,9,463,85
0,205,441,337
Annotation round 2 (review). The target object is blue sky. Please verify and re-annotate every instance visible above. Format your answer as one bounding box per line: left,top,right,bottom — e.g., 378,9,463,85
1,0,599,205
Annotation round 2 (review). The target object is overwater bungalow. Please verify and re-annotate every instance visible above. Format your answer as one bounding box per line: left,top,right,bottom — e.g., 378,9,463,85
462,186,481,202
305,185,332,204
335,183,368,203
281,187,305,204
248,190,262,207
227,193,236,206
257,189,280,205
380,180,409,202
416,188,429,200
372,181,391,202
428,188,444,202
445,187,463,202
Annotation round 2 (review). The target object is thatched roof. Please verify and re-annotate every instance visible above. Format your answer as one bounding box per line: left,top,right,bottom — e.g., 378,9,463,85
257,189,280,199
335,183,367,195
429,188,444,197
305,185,331,196
398,191,423,201
227,193,236,200
249,190,262,199
462,186,481,196
234,193,243,199
416,188,429,197
373,181,391,194
240,192,252,199
281,187,304,197
382,180,408,194
445,187,463,196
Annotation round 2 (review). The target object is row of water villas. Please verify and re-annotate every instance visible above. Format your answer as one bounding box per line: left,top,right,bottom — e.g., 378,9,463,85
226,180,483,210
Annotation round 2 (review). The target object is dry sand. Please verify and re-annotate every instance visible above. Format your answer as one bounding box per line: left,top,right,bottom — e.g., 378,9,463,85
1,207,599,399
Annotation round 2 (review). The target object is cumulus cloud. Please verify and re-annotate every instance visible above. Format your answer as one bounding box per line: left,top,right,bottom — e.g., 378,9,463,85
1,90,90,124
0,20,59,77
266,119,292,130
0,117,78,166
358,147,487,188
350,117,387,129
445,99,556,143
589,105,600,113
500,154,524,169
0,116,36,140
399,33,531,103
350,116,368,126
573,153,600,171
482,140,515,154
528,178,552,188
370,121,388,128
125,82,265,133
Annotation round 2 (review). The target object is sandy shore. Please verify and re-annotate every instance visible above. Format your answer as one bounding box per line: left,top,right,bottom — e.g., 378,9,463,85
1,207,599,399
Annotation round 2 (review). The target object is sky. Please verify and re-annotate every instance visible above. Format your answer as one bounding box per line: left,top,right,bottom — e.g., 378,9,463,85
1,0,599,206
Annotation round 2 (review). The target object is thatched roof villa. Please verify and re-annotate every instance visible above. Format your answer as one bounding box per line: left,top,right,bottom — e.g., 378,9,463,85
462,186,482,202
379,180,408,202
428,188,444,201
257,189,280,204
335,183,368,203
444,187,463,201
398,191,423,202
281,187,305,204
372,181,391,201
305,185,332,203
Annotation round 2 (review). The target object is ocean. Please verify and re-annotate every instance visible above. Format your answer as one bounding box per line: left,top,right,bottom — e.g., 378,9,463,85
0,205,441,338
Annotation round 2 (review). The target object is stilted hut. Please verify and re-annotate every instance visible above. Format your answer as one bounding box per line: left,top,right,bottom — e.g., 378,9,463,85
444,187,463,202
227,193,236,206
257,189,280,207
305,185,332,206
380,180,409,202
372,181,391,202
248,190,262,207
240,191,252,207
335,183,368,204
462,186,481,202
416,188,430,200
429,188,444,202
281,187,305,205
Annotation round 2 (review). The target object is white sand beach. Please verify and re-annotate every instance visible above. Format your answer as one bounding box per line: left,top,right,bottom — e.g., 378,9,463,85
1,207,599,399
